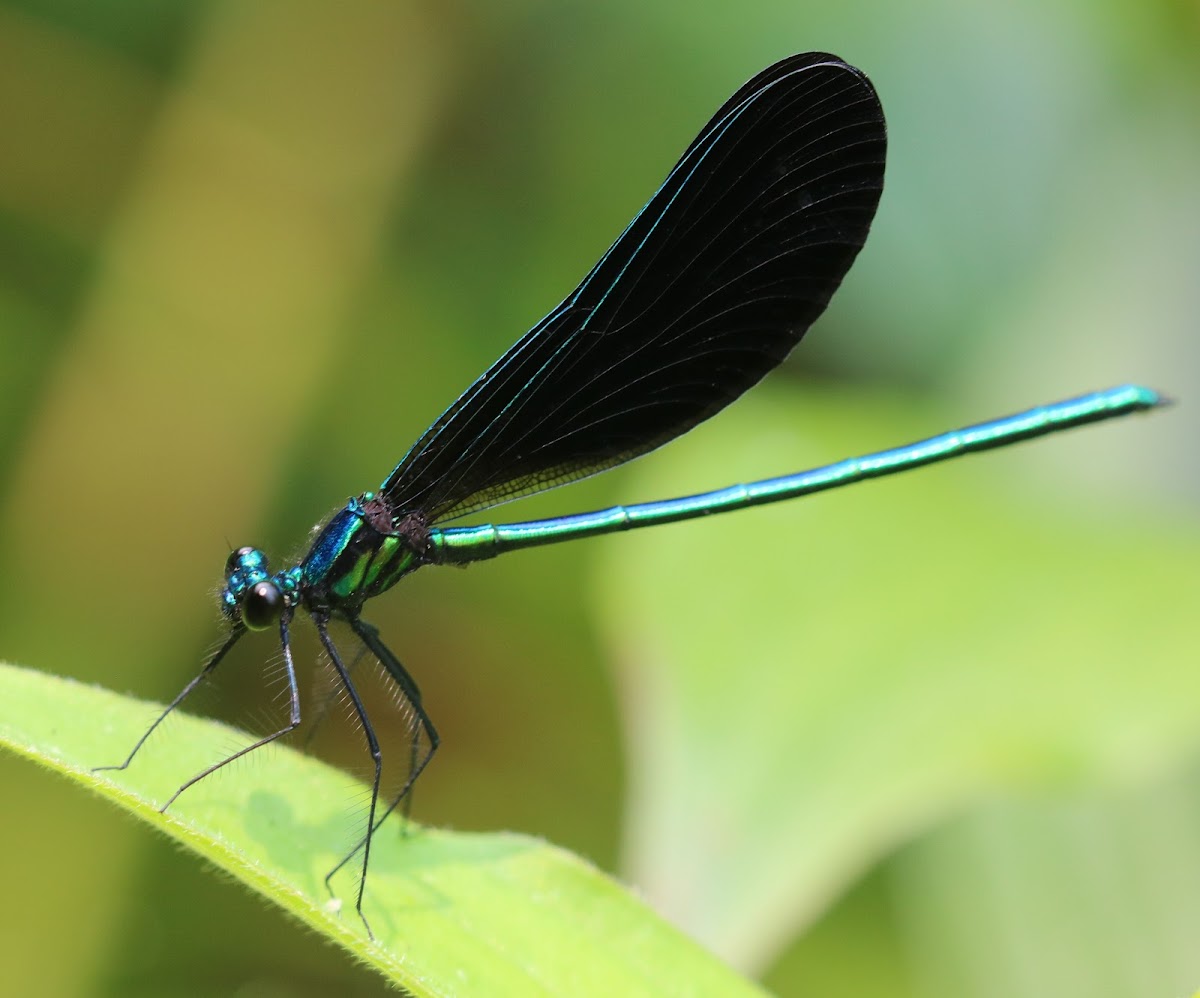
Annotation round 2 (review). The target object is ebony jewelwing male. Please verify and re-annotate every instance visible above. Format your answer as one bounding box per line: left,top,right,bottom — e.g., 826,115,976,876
97,53,1162,937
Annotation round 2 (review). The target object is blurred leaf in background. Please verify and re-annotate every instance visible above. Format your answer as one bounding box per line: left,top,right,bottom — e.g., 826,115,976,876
0,0,1195,995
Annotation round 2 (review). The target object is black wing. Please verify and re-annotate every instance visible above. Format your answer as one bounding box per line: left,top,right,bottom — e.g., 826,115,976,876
381,53,886,523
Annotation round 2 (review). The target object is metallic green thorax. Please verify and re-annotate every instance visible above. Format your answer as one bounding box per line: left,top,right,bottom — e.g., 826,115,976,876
299,493,428,608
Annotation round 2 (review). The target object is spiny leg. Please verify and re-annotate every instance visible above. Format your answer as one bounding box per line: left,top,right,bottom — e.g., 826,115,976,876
314,615,384,940
322,616,440,888
159,610,302,811
302,640,369,751
355,617,439,826
94,625,247,775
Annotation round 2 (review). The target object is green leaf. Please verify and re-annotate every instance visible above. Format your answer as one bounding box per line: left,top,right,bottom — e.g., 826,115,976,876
0,661,764,998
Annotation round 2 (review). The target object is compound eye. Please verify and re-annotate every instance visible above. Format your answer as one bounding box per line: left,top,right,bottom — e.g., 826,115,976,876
241,580,283,631
226,546,257,575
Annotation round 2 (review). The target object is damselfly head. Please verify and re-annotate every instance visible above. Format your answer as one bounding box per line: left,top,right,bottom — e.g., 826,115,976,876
220,546,283,629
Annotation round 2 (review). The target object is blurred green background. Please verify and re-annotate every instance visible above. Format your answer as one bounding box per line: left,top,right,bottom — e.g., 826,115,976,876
1,1,1197,995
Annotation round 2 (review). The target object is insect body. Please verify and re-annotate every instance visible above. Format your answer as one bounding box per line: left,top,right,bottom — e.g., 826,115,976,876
97,53,1160,937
